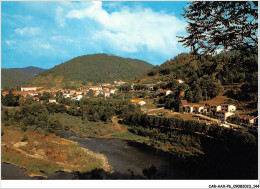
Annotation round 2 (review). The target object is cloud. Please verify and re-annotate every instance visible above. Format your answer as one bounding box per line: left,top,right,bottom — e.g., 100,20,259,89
6,40,16,45
55,7,66,27
15,27,40,36
39,43,52,50
66,1,187,56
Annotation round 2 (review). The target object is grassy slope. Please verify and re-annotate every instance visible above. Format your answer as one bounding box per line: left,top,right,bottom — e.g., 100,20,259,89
1,69,32,87
26,54,154,87
1,126,112,177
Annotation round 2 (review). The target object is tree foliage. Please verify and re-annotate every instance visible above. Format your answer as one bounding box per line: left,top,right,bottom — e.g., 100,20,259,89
179,1,258,54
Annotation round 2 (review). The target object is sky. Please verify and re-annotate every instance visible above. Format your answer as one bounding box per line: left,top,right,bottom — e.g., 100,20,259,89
1,1,190,69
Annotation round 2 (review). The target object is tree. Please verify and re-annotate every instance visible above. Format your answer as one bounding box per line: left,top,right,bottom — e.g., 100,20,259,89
179,1,258,54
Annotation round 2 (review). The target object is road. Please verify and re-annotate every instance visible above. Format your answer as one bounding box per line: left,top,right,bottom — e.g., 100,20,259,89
194,114,247,130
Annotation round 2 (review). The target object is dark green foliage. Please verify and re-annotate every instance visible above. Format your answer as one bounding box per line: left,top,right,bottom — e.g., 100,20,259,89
179,1,258,54
1,92,20,106
123,112,258,179
1,69,32,87
140,47,257,103
26,54,153,87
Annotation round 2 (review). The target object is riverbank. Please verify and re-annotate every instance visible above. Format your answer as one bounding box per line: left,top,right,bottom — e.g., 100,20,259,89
1,126,112,178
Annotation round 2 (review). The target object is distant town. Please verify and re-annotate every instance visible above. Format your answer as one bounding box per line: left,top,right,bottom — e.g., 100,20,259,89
2,77,258,130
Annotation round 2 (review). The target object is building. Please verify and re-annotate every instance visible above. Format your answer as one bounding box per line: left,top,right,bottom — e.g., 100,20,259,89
89,86,102,91
109,88,117,95
210,105,222,112
131,100,146,106
221,104,236,112
193,105,204,113
76,91,83,95
216,111,234,121
166,90,173,96
229,115,257,125
71,94,83,101
33,97,40,102
49,98,57,103
1,91,9,96
101,83,111,87
176,79,184,84
21,86,37,91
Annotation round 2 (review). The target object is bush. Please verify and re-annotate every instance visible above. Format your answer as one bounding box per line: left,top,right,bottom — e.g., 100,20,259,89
21,134,28,142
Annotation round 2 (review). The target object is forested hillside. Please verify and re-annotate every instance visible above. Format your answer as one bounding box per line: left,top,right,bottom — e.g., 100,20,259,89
26,54,153,88
136,47,258,103
9,66,46,75
1,69,33,88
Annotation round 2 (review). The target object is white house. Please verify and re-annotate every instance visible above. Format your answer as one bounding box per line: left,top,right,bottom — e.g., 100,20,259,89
194,105,204,113
63,93,71,98
210,105,222,112
21,86,37,91
49,98,57,103
109,88,117,95
176,79,184,84
131,100,146,106
101,83,111,87
166,90,173,96
217,111,235,121
89,86,102,91
71,94,83,101
76,91,83,95
221,104,236,112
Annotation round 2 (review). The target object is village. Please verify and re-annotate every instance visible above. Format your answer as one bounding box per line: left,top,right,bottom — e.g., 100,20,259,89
1,77,258,131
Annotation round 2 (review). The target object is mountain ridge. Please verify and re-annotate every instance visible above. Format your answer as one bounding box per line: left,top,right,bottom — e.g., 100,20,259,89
25,53,154,88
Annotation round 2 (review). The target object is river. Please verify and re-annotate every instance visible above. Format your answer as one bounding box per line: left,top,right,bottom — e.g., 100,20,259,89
2,131,195,180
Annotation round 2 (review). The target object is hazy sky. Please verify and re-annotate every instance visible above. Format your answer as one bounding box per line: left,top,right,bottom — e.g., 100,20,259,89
1,1,189,69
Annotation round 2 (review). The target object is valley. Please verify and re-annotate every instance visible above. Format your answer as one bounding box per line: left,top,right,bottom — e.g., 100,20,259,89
1,49,258,180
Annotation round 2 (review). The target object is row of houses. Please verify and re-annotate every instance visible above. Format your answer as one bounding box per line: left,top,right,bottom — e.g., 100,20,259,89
179,100,237,120
2,84,119,102
179,100,258,126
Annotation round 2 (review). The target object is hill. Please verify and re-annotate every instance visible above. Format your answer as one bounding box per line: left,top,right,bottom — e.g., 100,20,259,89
1,69,33,88
9,66,46,76
25,54,154,88
136,47,257,103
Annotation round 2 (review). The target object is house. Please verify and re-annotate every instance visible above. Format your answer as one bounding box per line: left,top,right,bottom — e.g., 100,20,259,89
76,91,83,95
70,90,76,94
109,88,117,95
93,90,101,96
33,97,40,102
71,94,83,101
131,100,146,106
101,83,111,87
21,86,37,91
63,93,71,98
230,115,257,125
179,100,188,112
89,86,102,91
49,98,57,103
193,105,204,113
216,111,234,121
103,91,110,97
165,90,173,96
161,82,167,85
210,105,222,112
221,104,236,112
1,91,9,96
157,88,164,93
184,105,194,113
176,79,184,84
